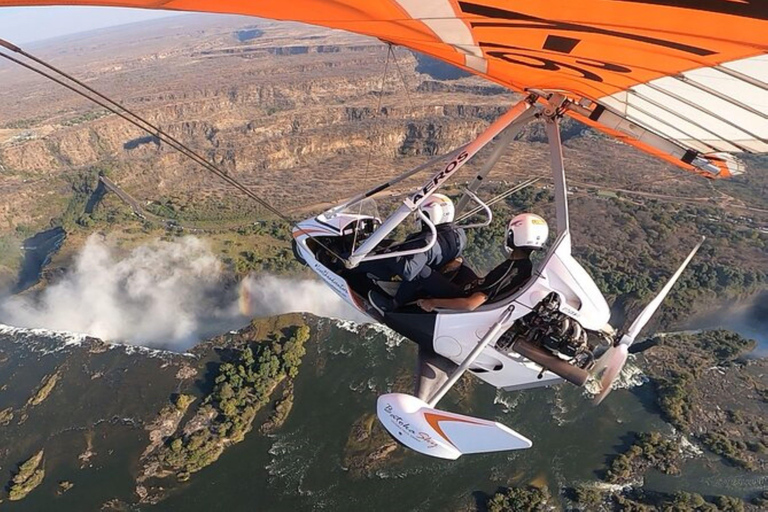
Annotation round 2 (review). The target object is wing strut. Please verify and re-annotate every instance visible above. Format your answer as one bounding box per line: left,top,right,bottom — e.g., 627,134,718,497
346,96,540,268
573,99,745,177
455,98,539,215
545,113,569,236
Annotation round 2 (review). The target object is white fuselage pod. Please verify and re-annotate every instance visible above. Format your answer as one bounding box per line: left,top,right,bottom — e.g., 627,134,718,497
292,213,369,312
293,213,610,393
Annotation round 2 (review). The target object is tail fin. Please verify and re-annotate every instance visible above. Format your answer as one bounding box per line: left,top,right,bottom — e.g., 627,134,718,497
377,393,532,460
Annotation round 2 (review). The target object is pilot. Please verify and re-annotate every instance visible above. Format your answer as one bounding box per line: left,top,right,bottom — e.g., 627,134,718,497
416,213,549,312
366,194,467,313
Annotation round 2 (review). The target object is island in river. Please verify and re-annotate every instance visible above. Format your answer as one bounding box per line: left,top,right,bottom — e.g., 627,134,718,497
0,314,766,511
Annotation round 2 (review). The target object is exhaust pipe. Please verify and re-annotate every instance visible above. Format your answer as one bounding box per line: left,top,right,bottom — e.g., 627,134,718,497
512,339,589,386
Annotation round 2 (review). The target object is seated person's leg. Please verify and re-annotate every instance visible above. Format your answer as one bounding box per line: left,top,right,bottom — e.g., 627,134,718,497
393,267,463,307
449,262,479,288
392,278,422,307
354,259,400,281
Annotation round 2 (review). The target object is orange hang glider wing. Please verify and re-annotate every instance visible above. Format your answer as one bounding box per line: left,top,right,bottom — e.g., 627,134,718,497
1,0,766,177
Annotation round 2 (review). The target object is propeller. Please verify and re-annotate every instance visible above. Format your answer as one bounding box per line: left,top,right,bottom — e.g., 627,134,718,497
593,237,705,405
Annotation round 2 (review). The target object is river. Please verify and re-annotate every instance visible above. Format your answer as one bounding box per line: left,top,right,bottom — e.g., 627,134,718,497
157,321,765,511
1,283,765,510
12,227,66,294
1,317,764,511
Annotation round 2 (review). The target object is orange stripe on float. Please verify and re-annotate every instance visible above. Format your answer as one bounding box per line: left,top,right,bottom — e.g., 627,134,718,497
423,411,483,448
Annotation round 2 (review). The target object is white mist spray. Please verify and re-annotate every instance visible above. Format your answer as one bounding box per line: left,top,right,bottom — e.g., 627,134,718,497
0,235,366,348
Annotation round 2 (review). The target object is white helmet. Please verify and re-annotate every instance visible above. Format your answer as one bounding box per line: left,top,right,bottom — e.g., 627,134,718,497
419,194,455,225
506,213,549,251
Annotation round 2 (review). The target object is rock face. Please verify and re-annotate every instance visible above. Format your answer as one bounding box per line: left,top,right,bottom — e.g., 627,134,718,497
7,449,45,501
0,15,512,233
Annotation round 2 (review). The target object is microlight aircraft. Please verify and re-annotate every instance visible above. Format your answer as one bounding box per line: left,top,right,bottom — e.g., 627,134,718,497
2,0,766,459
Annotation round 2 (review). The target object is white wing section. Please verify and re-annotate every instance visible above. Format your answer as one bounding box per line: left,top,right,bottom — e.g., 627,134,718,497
589,55,767,177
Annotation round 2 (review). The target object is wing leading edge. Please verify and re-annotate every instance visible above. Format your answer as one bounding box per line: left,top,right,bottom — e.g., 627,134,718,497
1,0,766,175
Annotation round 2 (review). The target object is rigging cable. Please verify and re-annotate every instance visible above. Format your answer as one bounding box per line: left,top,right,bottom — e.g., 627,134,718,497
0,38,348,262
350,43,392,254
390,45,416,116
455,178,540,224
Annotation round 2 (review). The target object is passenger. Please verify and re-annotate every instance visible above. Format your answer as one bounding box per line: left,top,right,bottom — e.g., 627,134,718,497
416,213,549,312
366,194,467,314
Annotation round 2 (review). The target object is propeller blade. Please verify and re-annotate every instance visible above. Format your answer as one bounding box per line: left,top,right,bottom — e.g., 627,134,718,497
592,344,628,405
624,237,705,343
592,237,704,405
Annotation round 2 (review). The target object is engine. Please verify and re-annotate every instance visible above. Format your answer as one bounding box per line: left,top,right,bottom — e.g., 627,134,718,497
499,293,597,371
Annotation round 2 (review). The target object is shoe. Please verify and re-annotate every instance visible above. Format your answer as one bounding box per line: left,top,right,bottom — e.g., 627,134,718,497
368,289,394,316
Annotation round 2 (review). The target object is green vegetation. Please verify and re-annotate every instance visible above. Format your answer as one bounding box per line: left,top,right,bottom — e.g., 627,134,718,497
576,413,758,510
700,431,755,470
617,491,746,512
666,491,713,511
145,197,181,220
156,324,310,479
233,247,301,275
144,194,275,226
656,369,695,430
112,193,302,275
642,330,766,471
574,486,749,511
692,331,758,361
53,168,101,230
649,331,755,430
1,117,42,129
7,450,45,501
572,484,603,509
61,109,109,127
45,166,135,235
605,432,681,484
260,384,294,434
209,221,302,275
578,199,765,326
460,184,765,327
173,393,195,411
711,495,746,512
13,223,36,239
0,234,23,272
342,413,398,478
483,485,552,512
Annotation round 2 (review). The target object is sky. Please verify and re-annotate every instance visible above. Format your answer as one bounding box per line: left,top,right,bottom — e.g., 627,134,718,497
0,6,180,45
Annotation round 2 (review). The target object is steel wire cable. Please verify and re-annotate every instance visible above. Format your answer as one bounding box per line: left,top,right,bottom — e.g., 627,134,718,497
350,44,392,254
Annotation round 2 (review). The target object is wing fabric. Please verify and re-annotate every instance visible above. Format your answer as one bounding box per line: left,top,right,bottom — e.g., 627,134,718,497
1,0,766,176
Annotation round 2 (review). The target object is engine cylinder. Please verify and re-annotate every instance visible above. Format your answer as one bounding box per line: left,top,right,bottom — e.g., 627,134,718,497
511,339,589,386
